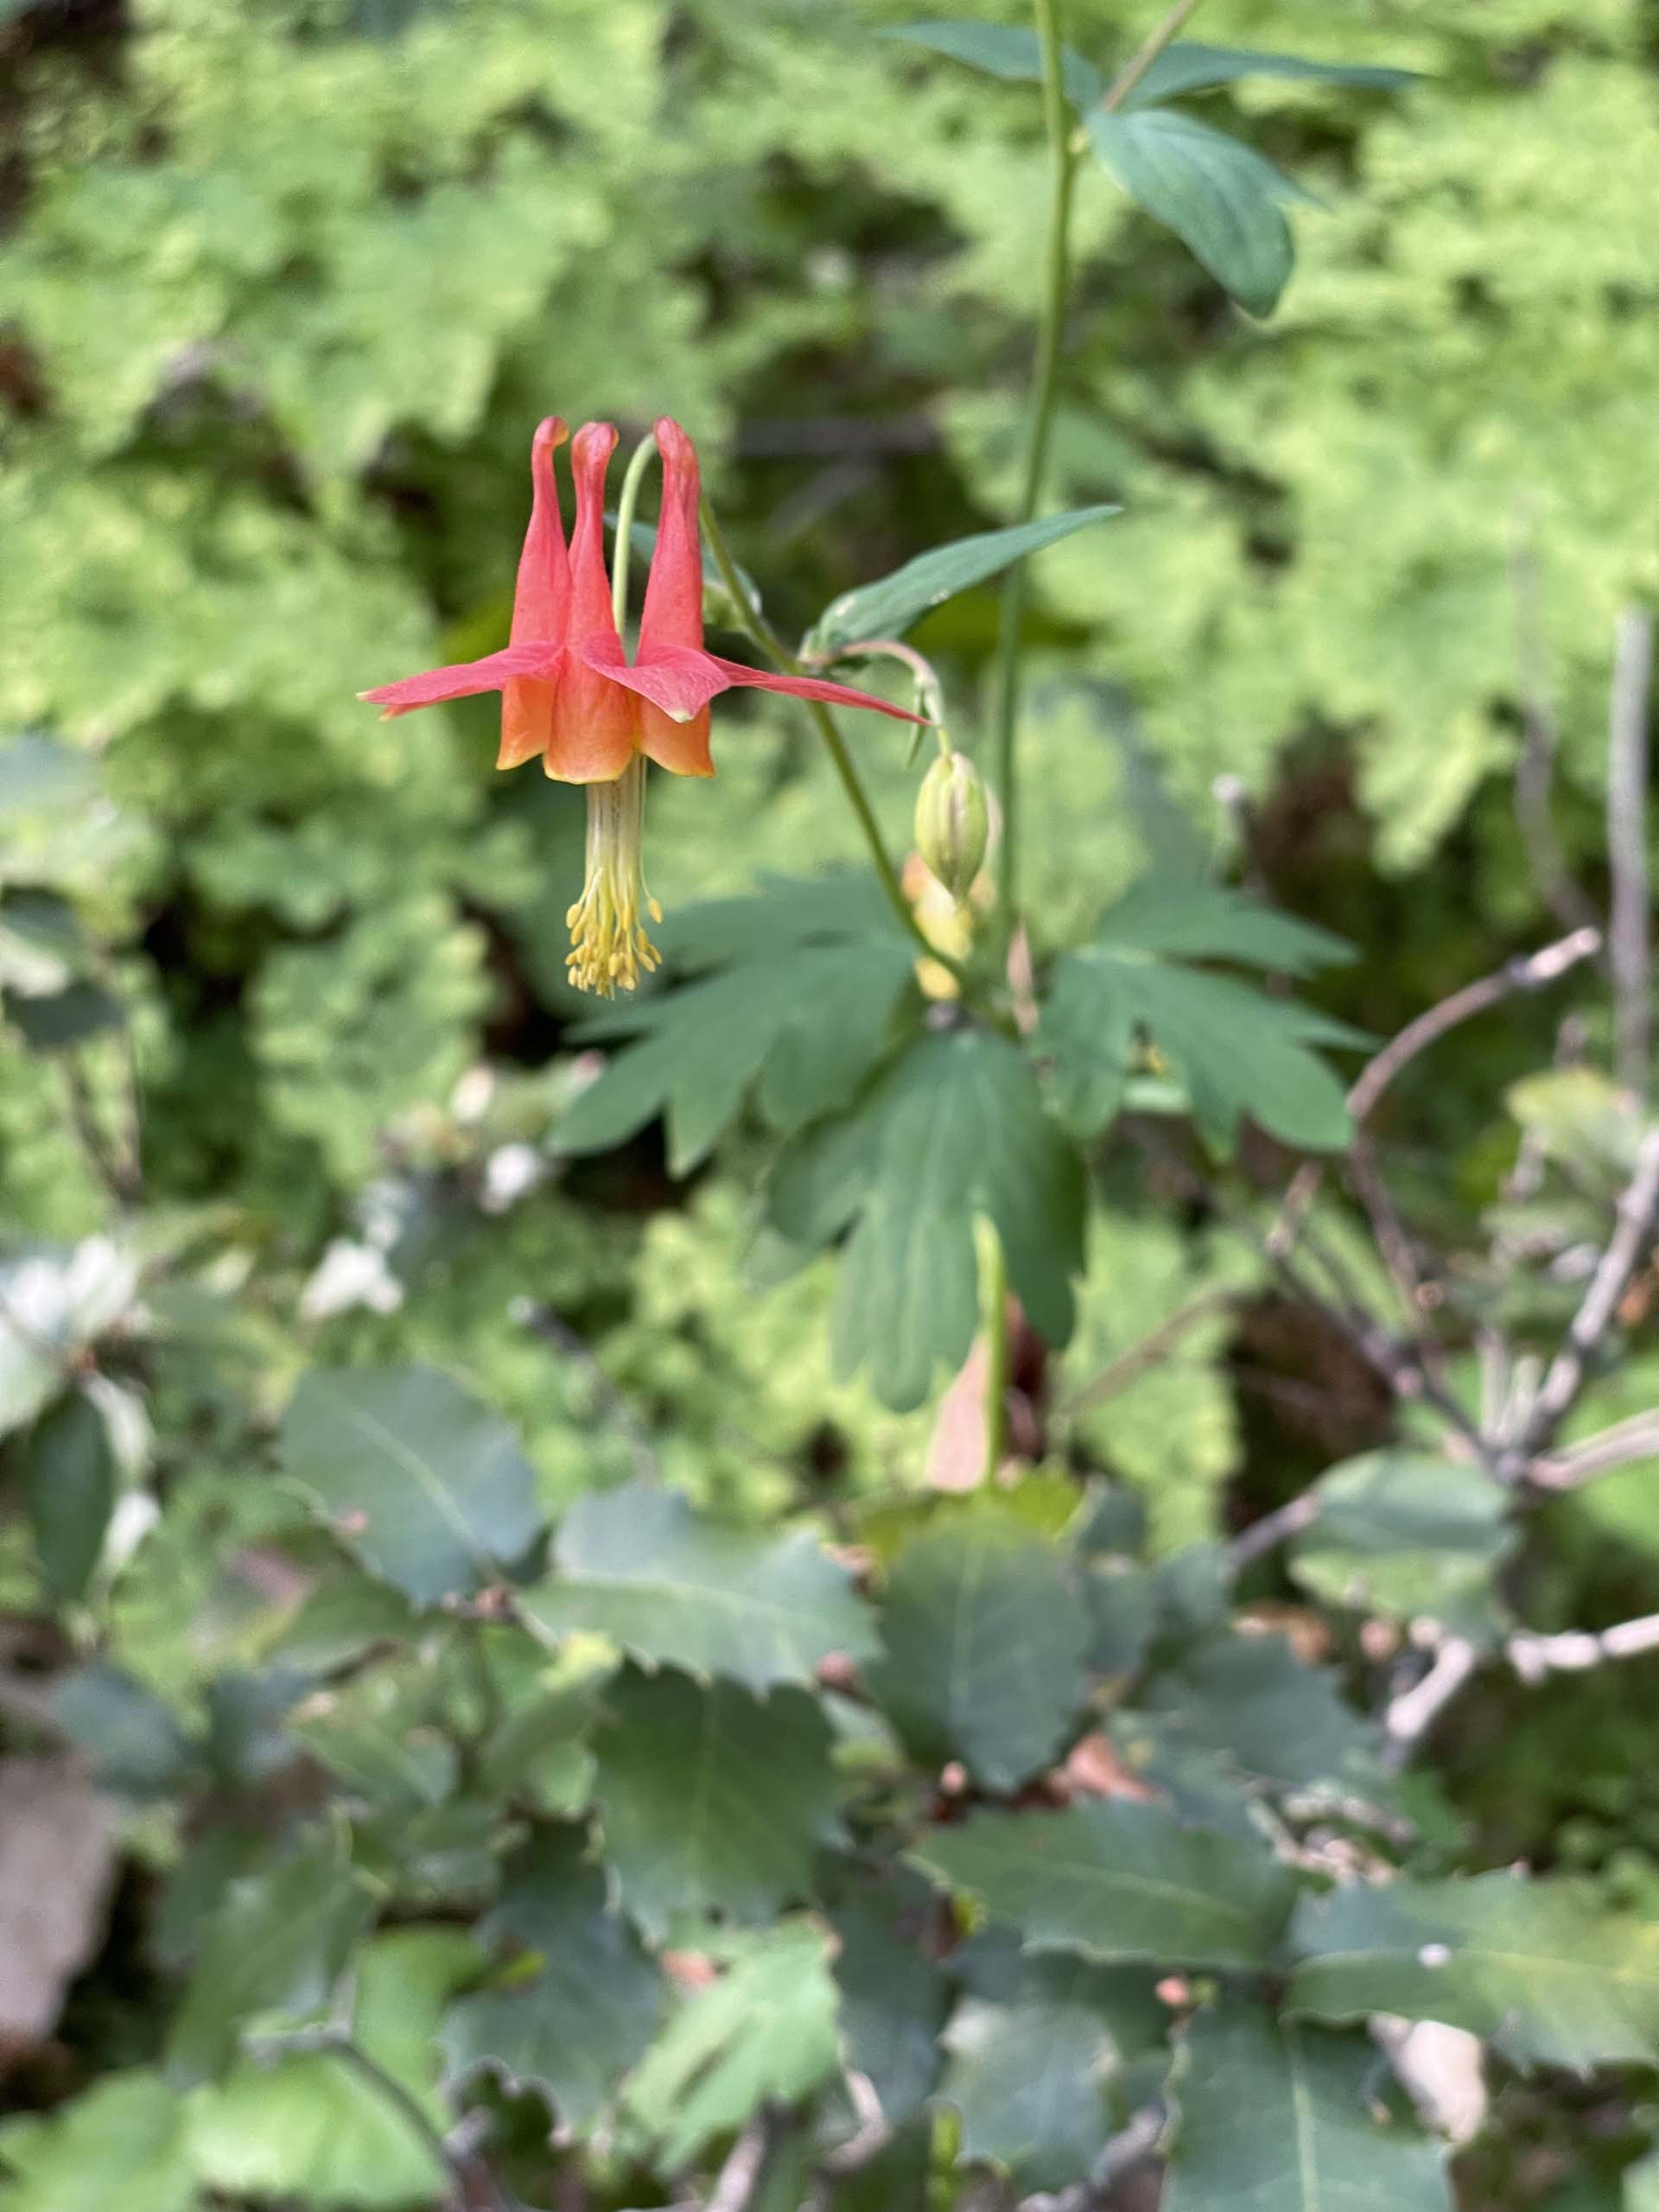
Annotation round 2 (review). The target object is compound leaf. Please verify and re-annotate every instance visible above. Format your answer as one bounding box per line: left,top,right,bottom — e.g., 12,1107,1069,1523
770,1028,1086,1411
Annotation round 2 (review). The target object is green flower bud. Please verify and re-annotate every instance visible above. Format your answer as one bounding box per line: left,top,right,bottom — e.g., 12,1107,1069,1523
914,750,989,902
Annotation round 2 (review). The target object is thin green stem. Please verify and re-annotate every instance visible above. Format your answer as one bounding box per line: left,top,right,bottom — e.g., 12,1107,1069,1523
698,494,967,985
980,1223,1010,1483
991,0,1077,924
611,429,660,632
991,0,1208,928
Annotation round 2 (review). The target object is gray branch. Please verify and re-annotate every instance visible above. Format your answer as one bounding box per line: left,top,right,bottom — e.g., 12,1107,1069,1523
1608,604,1655,1098
1503,1122,1659,1469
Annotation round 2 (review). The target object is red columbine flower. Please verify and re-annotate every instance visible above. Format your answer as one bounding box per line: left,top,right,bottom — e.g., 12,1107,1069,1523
361,416,919,995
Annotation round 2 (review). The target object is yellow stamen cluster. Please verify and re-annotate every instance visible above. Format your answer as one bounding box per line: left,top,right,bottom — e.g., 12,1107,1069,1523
565,756,663,997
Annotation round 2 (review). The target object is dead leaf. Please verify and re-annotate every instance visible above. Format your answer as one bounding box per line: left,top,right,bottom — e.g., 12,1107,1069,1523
0,1758,118,2056
1058,1732,1162,1804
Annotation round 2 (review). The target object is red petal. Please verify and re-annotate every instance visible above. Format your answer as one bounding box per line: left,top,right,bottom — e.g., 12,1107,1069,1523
568,423,623,652
578,637,728,721
359,643,562,719
639,702,715,778
510,416,570,645
707,657,927,721
638,416,704,655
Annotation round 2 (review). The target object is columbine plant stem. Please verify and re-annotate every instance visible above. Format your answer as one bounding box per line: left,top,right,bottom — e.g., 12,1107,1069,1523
698,494,967,985
990,0,1078,923
991,0,1205,925
610,429,661,631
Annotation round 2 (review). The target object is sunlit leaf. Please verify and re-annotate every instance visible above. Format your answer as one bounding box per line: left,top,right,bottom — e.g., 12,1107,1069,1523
625,1919,842,2168
166,1832,376,2087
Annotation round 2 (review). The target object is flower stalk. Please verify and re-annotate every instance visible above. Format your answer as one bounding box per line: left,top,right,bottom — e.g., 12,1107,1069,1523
698,496,968,988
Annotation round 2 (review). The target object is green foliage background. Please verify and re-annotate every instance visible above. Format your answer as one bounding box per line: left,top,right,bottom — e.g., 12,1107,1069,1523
3,0,1659,2207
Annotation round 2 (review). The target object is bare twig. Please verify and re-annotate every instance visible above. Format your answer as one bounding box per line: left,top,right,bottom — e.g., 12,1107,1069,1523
704,2115,774,2212
1509,1611,1659,1682
1063,1292,1234,1415
1608,605,1654,1099
1229,1490,1321,1569
1510,513,1601,939
1021,2103,1167,2212
1382,1634,1479,1765
1530,1407,1659,1491
1100,0,1205,111
1272,926,1603,1268
1503,1123,1659,1469
1383,1605,1659,1762
820,2070,890,2177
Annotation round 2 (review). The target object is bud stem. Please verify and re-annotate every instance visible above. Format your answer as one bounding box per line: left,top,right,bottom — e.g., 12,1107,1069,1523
609,430,662,635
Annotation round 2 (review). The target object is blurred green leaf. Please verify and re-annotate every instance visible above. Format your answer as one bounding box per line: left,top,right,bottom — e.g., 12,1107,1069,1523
770,1028,1086,1410
1138,1629,1384,1795
1086,109,1307,316
870,1505,1091,1789
21,1389,115,1601
624,1919,842,2168
0,891,84,996
1165,1995,1452,2212
1081,1557,1157,1676
1090,879,1355,977
187,1927,475,2209
1290,1873,1659,2071
593,1668,840,1940
940,1953,1135,2190
881,22,1103,109
54,1662,195,1799
0,2072,195,2212
442,1826,663,2130
804,506,1120,658
5,980,124,1052
1038,885,1361,1154
1290,1452,1516,1639
1126,42,1419,110
913,1800,1294,1970
166,1830,376,2087
829,1878,950,2128
280,1366,543,1605
521,1478,878,1694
